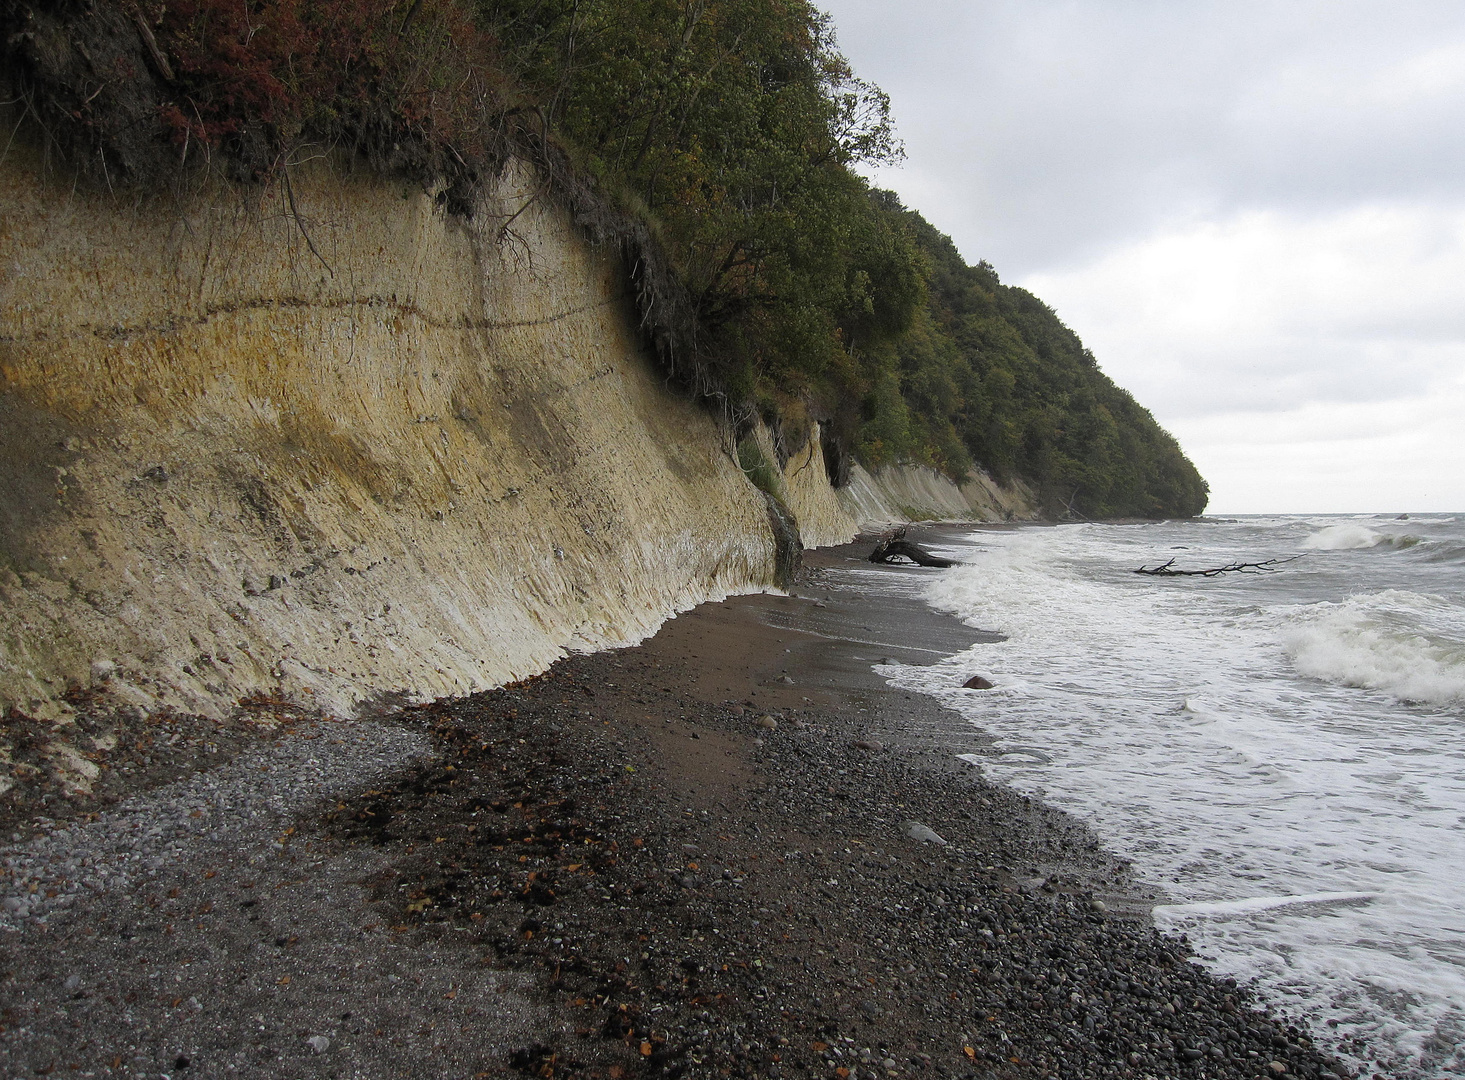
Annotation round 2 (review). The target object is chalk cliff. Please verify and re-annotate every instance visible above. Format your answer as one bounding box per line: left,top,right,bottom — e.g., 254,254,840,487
0,153,789,722
0,150,1036,732
836,463,1037,529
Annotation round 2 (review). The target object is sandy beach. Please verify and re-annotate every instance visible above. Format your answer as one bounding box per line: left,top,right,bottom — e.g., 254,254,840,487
0,532,1356,1080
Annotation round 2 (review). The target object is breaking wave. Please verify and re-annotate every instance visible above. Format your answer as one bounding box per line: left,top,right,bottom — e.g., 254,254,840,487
1282,592,1465,705
890,517,1465,1078
1302,524,1424,550
1303,524,1382,549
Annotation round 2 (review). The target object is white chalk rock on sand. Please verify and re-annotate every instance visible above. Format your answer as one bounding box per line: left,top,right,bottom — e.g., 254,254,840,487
904,820,947,845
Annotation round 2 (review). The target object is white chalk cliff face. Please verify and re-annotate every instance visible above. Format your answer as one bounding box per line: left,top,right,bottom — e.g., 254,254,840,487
0,153,782,721
764,424,1038,548
0,142,1038,735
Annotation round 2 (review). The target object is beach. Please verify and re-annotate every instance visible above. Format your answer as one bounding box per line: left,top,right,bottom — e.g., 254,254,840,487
0,534,1355,1080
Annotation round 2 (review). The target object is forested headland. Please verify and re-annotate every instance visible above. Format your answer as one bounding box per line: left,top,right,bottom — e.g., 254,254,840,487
3,0,1207,518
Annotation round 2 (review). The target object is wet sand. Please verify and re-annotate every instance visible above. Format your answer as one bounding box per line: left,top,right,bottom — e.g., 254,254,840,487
0,533,1355,1080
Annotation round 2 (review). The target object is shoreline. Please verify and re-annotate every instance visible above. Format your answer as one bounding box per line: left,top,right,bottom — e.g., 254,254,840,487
0,531,1356,1079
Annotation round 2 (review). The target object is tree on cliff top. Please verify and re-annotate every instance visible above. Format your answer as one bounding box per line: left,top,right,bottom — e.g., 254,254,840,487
886,204,1211,519
1,0,1207,517
482,0,924,436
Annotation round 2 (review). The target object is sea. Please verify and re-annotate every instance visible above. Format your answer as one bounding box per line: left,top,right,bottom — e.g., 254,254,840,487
873,515,1465,1079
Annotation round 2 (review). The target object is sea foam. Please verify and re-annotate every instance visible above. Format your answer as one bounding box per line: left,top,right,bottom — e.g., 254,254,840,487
1283,593,1465,705
886,520,1465,1079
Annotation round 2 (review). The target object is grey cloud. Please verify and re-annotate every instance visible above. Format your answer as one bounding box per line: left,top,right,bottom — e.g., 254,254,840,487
822,0,1465,274
817,1,1465,508
1113,340,1455,420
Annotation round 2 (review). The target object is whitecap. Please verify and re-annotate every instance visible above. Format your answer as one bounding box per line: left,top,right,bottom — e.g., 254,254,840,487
1282,596,1465,705
877,520,1465,1077
1303,524,1383,550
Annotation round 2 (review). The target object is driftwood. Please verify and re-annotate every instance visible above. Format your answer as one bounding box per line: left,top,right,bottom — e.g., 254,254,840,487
869,529,955,568
1134,554,1304,577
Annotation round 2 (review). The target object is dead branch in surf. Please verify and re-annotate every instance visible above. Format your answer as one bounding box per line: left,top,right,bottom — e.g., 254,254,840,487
1133,554,1305,577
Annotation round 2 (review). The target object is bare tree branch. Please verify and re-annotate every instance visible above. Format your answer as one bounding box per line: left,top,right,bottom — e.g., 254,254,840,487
1134,554,1305,577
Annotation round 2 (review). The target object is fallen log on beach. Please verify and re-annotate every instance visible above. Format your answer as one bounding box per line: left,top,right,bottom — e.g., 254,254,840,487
869,529,956,568
1134,554,1304,577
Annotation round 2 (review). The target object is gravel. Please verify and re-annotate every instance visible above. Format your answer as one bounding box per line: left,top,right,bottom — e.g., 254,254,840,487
296,649,1356,1080
0,562,1362,1080
0,717,544,1077
0,719,427,931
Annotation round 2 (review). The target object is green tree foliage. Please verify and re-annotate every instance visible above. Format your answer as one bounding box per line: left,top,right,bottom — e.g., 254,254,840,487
3,0,1207,517
479,0,921,423
484,0,1205,516
879,203,1210,518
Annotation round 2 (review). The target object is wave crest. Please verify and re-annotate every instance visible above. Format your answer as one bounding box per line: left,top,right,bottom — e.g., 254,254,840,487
1302,524,1428,552
1302,524,1382,549
1283,595,1465,705
1414,538,1465,564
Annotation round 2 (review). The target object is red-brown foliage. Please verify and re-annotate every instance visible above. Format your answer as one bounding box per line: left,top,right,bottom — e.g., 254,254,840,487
145,0,508,174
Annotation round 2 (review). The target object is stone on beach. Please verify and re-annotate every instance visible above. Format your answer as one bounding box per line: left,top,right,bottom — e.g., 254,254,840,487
903,820,946,845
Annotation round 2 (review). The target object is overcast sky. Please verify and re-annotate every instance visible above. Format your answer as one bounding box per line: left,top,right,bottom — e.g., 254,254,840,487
819,0,1465,513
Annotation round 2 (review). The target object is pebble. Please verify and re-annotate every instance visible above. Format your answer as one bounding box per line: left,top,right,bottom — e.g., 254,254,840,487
0,633,1363,1080
0,722,428,930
